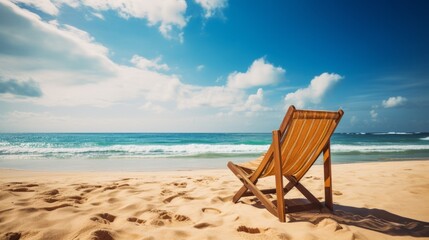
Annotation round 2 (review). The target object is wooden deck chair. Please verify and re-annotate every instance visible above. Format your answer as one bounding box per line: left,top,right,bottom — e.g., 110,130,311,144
227,105,344,222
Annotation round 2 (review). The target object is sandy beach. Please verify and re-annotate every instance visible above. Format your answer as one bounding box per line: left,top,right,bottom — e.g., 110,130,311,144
1,160,428,240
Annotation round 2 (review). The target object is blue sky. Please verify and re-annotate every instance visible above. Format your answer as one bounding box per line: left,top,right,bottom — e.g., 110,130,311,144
0,0,428,132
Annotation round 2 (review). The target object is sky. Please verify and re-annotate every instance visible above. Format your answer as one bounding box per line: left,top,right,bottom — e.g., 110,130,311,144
0,0,428,133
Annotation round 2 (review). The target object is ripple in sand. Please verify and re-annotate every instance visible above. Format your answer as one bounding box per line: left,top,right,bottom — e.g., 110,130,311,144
43,203,73,211
8,188,34,192
42,189,59,195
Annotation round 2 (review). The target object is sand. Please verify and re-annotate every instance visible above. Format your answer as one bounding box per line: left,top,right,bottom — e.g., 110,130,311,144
0,160,428,240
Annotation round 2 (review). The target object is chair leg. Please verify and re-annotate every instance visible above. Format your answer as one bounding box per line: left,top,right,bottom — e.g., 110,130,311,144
323,142,333,211
227,162,279,217
273,130,286,222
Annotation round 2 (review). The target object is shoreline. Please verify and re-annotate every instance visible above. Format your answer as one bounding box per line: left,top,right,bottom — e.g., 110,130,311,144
0,158,429,173
1,160,428,239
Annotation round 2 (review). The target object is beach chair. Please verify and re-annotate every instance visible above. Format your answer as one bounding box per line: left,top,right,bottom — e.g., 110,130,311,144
227,105,343,222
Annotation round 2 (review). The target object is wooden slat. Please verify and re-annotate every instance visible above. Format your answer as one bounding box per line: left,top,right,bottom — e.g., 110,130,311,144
273,130,286,222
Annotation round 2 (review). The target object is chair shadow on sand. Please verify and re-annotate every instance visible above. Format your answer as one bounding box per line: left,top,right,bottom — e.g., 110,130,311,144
285,203,429,237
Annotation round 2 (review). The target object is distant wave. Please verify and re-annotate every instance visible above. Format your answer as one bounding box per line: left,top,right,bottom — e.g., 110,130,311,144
371,132,413,135
2,142,429,158
0,144,270,157
331,144,429,153
420,137,429,141
341,132,423,135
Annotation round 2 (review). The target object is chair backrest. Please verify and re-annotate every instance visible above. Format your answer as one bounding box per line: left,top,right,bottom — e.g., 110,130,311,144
261,106,343,179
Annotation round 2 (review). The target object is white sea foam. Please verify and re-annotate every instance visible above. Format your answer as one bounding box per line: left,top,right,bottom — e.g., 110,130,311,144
1,143,429,157
420,137,429,141
0,144,270,157
371,132,413,135
331,144,429,153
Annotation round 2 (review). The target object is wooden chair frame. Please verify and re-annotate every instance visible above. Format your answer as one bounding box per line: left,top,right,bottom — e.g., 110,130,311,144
227,106,343,222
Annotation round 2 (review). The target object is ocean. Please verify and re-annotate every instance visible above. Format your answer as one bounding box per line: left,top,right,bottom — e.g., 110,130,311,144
0,132,428,171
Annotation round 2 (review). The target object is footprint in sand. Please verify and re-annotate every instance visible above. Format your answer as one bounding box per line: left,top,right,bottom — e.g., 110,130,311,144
43,203,73,211
90,213,116,224
142,209,191,226
75,184,102,194
193,222,214,229
202,208,222,214
193,177,218,184
67,195,86,204
237,225,266,234
44,198,59,203
103,185,118,191
91,230,114,240
160,189,173,196
6,182,40,192
173,182,187,188
3,232,21,240
7,188,34,192
333,190,343,196
277,233,291,240
127,217,146,225
163,192,186,203
174,214,191,222
43,189,59,196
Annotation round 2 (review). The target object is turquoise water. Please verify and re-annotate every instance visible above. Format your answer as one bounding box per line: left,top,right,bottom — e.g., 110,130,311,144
0,132,428,171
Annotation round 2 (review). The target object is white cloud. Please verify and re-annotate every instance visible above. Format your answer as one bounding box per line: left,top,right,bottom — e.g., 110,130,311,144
131,55,170,71
382,96,407,108
232,88,270,113
284,73,342,108
82,0,188,40
11,0,59,15
227,58,285,89
11,0,188,41
196,65,205,71
139,102,166,113
91,12,104,20
177,85,242,109
370,109,378,121
195,0,227,18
